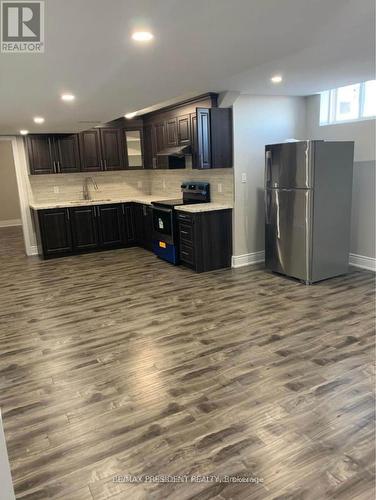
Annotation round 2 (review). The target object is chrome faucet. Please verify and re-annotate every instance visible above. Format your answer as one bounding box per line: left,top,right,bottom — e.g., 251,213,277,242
83,176,98,200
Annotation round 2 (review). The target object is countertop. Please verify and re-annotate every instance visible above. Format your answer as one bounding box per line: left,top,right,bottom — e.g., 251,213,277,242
29,195,169,210
30,198,233,212
175,203,232,213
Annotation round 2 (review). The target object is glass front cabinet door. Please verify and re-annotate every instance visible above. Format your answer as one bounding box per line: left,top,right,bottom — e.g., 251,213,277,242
125,129,144,169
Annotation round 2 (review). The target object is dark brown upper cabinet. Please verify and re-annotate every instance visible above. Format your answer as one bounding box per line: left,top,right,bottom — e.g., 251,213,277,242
26,135,55,174
100,128,125,171
79,130,102,172
196,108,211,169
27,134,81,174
124,129,144,169
54,134,81,173
194,107,233,169
142,124,154,170
79,128,125,172
166,118,178,147
177,114,191,145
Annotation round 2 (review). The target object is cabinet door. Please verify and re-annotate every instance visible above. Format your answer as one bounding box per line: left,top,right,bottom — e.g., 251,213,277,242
123,204,136,245
100,128,125,171
124,129,144,169
97,204,124,248
166,118,178,147
143,205,153,251
79,130,102,172
196,108,211,169
190,113,198,168
54,135,80,173
154,122,165,153
177,114,191,145
142,124,154,169
26,135,55,175
70,206,98,251
38,209,72,255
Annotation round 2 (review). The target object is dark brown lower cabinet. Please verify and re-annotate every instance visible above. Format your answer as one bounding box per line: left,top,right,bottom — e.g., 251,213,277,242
134,204,153,251
177,209,232,272
33,202,152,259
70,206,98,251
97,204,124,248
35,208,72,257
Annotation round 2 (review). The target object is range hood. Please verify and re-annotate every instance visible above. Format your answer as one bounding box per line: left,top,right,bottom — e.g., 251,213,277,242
155,144,191,169
156,145,192,157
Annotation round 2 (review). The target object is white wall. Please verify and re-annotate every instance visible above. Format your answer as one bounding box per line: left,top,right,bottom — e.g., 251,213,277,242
232,95,306,258
0,141,21,225
306,94,375,260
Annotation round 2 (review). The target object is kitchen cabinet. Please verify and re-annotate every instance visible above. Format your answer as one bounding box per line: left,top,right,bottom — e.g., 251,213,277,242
27,134,81,174
143,124,154,170
124,129,144,169
54,134,81,173
134,204,153,250
166,118,178,147
79,128,125,172
36,208,72,256
26,135,55,175
79,130,102,172
100,128,125,171
123,203,136,244
196,108,211,169
70,206,98,251
177,114,191,145
177,209,232,272
97,204,124,248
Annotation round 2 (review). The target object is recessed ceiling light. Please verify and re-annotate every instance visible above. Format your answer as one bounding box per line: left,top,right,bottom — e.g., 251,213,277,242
271,75,283,84
131,31,154,42
125,112,137,119
20,130,29,135
61,93,75,102
33,116,45,124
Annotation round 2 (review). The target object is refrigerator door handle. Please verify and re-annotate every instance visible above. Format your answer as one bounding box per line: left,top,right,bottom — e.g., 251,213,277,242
265,150,272,187
265,190,272,224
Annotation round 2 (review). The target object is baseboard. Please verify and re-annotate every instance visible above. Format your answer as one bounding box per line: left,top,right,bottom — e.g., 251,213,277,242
0,218,21,228
349,253,376,272
232,251,265,268
232,251,375,272
28,245,39,256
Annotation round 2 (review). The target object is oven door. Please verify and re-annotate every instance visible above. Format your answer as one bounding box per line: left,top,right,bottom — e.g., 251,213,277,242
152,207,175,245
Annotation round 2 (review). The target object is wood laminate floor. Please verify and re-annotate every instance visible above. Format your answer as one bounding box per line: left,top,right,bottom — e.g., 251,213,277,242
0,226,375,500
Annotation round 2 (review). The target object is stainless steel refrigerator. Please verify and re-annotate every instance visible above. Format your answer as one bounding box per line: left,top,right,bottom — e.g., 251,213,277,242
265,140,354,284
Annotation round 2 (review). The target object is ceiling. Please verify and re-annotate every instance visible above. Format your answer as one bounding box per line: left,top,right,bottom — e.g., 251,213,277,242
0,0,374,134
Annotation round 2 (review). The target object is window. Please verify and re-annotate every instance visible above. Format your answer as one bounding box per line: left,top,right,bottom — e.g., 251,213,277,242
320,80,376,125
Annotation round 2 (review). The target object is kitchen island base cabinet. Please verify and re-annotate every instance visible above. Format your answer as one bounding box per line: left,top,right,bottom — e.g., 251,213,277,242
177,210,232,272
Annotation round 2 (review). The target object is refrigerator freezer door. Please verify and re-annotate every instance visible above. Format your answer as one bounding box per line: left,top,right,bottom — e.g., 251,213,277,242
265,188,313,281
265,141,314,189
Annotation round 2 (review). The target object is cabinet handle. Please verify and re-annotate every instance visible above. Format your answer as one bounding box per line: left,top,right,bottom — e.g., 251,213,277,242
97,207,100,217
152,157,156,169
66,209,70,221
103,159,107,169
58,161,61,173
200,153,204,168
181,230,189,235
122,205,125,215
93,207,97,218
53,161,57,173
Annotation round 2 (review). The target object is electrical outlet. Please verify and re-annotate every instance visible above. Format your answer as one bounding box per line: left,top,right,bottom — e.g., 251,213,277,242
217,183,223,193
137,181,142,189
241,173,247,183
53,186,59,194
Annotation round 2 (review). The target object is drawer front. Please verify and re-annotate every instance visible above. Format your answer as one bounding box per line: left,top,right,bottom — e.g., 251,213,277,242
177,212,194,225
180,243,194,265
179,223,193,243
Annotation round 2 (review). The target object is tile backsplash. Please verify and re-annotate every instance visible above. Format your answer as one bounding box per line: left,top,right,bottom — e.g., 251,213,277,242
29,161,233,205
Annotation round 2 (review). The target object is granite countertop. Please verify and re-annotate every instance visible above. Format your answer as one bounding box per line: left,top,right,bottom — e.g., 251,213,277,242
175,203,232,213
29,195,170,210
